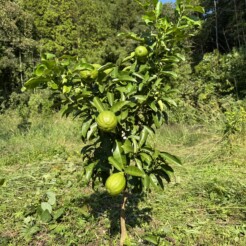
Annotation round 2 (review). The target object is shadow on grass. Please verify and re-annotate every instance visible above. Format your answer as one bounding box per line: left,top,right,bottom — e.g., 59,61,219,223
70,191,152,236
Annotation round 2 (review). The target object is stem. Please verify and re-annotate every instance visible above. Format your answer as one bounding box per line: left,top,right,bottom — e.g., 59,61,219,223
120,192,128,246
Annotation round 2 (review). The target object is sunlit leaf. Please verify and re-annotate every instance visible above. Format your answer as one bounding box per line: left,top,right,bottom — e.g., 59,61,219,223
87,122,97,140
155,1,163,19
111,101,130,113
159,152,182,165
85,162,97,183
41,202,52,214
112,140,127,167
46,191,56,206
140,152,152,165
125,166,145,177
92,97,106,113
82,119,93,139
24,77,49,89
122,139,134,154
107,92,114,106
108,156,123,171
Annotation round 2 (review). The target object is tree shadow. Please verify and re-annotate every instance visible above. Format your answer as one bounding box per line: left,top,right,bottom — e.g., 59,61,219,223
70,191,152,237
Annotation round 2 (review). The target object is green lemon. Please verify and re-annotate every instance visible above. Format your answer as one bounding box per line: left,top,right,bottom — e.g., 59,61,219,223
96,111,117,132
135,46,148,63
105,172,126,196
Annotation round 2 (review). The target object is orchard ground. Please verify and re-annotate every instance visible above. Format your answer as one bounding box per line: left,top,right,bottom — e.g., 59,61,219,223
0,109,246,245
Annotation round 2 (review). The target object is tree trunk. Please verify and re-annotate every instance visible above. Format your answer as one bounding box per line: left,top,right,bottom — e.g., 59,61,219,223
120,192,128,246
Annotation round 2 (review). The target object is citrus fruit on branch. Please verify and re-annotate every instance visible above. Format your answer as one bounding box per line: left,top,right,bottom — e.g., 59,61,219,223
96,110,118,132
135,46,148,63
105,172,126,196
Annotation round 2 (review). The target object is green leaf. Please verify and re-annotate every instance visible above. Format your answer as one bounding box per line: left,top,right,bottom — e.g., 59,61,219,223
122,139,134,154
150,101,158,112
53,208,65,221
81,119,93,139
115,74,137,83
111,101,130,113
41,202,52,214
35,64,47,76
162,97,177,107
159,152,182,165
142,175,150,191
119,110,129,121
62,85,72,94
44,52,56,60
133,95,148,104
131,138,139,153
139,127,149,148
24,77,49,89
107,92,114,106
75,62,94,71
108,156,123,171
98,62,114,72
161,71,178,79
46,191,56,206
155,1,163,19
85,162,97,183
92,97,106,113
117,31,144,42
193,6,205,14
152,112,162,128
135,158,144,171
40,210,52,223
125,166,145,177
113,141,127,166
143,234,159,245
140,152,152,165
47,81,59,90
149,174,159,189
87,122,98,140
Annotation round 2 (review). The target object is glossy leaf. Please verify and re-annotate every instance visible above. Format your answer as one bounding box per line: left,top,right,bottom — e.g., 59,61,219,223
135,158,144,171
155,1,163,19
160,152,182,165
87,122,97,140
125,166,145,177
140,152,152,165
138,127,149,148
122,139,134,154
92,97,106,113
112,141,127,167
111,101,130,113
35,64,47,76
149,174,159,189
81,119,93,139
108,156,123,171
85,162,97,183
142,175,150,191
107,92,114,106
24,77,49,89
46,191,56,206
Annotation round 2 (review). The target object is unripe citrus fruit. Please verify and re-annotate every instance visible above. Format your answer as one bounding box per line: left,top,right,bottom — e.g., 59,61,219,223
96,111,117,132
135,46,148,63
105,172,126,196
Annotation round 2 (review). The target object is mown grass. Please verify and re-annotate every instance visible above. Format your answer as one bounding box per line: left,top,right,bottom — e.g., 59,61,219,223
0,111,245,245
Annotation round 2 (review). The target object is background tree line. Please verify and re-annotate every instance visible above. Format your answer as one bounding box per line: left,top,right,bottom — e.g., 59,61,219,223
0,0,246,112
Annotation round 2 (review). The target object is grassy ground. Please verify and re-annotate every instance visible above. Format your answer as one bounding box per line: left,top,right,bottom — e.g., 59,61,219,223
0,111,245,245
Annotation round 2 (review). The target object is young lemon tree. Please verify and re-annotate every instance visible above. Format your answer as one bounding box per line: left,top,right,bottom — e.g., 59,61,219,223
23,0,203,244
